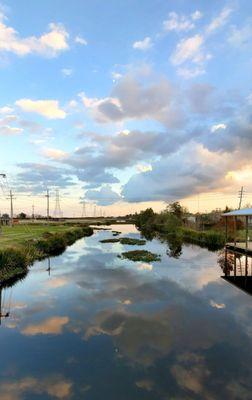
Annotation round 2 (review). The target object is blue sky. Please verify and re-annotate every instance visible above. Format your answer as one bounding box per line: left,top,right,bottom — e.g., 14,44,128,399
0,0,252,216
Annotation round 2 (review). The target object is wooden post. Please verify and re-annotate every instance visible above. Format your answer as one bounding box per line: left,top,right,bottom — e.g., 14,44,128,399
246,215,248,252
225,216,228,243
234,216,237,246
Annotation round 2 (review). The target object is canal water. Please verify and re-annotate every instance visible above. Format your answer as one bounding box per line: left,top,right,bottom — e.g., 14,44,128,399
0,224,251,399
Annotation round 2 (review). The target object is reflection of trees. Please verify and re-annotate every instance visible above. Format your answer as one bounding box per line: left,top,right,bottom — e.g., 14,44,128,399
140,228,155,241
218,250,234,275
166,237,183,259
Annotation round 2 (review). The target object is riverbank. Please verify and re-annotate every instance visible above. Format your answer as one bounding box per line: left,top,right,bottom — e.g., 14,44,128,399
135,208,226,251
0,225,93,283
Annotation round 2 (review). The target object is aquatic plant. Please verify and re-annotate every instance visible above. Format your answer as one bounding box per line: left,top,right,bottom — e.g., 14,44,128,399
119,250,161,262
100,237,146,245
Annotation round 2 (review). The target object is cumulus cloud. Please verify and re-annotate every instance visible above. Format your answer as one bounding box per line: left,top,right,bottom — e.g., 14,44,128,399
163,11,198,32
81,74,186,128
75,35,88,45
170,34,209,66
177,66,205,79
0,114,23,135
42,148,67,160
133,37,153,51
228,23,252,48
22,316,69,336
0,105,13,114
205,7,233,35
122,143,234,202
15,163,75,193
0,376,72,399
211,123,226,132
61,68,73,77
16,99,66,119
85,185,122,206
170,6,232,78
0,13,69,57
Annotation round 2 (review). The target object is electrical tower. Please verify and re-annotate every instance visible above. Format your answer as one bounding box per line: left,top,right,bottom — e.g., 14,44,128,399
45,189,50,220
238,187,244,210
81,201,86,218
54,189,62,218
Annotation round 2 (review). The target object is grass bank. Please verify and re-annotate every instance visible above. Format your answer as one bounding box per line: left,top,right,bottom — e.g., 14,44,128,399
0,225,93,283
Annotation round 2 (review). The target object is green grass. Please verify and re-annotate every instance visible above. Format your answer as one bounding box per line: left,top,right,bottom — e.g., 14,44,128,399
0,224,93,283
0,224,72,250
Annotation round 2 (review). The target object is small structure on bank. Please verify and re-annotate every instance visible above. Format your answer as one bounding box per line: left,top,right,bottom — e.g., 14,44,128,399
221,208,252,294
222,208,252,254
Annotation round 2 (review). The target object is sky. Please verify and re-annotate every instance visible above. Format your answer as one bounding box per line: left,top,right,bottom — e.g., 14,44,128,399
0,0,252,217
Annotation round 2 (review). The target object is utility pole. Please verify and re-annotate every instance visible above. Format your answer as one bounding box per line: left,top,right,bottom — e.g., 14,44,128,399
238,187,244,210
32,204,35,221
9,190,14,227
45,189,50,221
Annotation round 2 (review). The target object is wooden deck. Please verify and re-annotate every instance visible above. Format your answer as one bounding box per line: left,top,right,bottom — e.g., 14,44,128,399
222,276,252,296
226,242,252,255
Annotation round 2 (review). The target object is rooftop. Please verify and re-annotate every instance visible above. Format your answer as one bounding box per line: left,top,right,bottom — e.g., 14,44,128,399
222,208,252,217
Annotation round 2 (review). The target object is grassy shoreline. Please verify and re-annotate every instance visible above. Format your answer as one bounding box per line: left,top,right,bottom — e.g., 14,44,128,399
0,225,93,283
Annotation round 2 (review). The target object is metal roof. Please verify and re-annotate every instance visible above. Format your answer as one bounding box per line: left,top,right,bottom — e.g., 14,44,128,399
222,208,252,217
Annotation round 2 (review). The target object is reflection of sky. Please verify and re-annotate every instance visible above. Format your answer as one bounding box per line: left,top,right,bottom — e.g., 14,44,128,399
0,225,251,399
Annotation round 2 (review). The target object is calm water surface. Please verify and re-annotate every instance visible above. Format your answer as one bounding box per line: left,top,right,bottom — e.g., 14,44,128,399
0,224,251,399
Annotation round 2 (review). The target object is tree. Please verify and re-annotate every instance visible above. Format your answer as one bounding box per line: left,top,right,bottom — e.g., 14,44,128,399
166,202,187,220
135,208,155,228
17,212,27,219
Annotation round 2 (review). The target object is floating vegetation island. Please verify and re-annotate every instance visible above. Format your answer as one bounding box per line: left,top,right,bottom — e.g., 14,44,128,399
119,250,161,263
100,237,146,245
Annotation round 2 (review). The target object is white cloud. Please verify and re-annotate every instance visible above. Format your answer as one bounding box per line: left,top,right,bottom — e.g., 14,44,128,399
133,37,153,51
0,14,69,57
206,7,233,35
210,300,226,309
61,68,73,77
163,12,195,32
228,23,252,48
75,35,87,45
191,11,203,21
177,66,205,79
171,34,205,65
85,185,122,206
16,99,66,119
137,163,152,173
211,123,226,133
80,74,185,128
0,125,23,135
0,114,23,135
112,71,123,82
0,106,14,114
42,148,67,160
